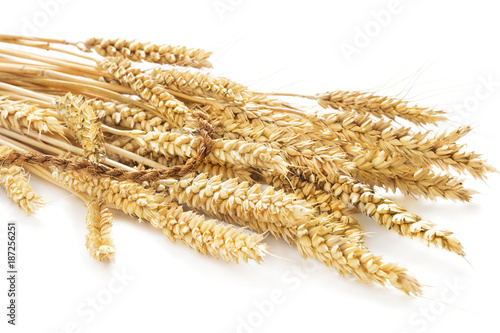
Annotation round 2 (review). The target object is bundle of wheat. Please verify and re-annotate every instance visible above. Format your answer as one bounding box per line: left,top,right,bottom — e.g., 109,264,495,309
0,34,495,295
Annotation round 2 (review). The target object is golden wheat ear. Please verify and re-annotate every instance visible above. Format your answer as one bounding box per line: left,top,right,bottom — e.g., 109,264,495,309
53,169,268,264
55,93,106,164
85,198,116,262
0,145,44,214
84,38,212,68
317,90,447,125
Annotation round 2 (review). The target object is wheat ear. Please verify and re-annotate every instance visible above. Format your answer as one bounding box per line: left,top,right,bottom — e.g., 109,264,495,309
131,130,288,174
295,216,422,295
300,171,465,256
89,99,171,133
0,97,65,136
323,110,493,179
98,57,189,128
164,173,315,228
0,145,44,214
85,37,212,68
85,198,116,262
152,67,252,102
54,93,106,163
317,90,447,125
343,144,473,201
53,169,268,263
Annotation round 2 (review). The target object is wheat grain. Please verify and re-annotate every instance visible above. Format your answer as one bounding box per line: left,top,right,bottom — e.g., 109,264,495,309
322,110,493,178
343,144,473,201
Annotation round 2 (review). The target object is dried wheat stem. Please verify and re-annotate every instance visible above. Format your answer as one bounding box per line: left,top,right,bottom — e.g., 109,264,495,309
85,198,116,262
0,46,101,77
85,38,212,68
318,90,447,125
7,74,162,118
0,63,132,95
0,82,54,105
0,145,44,214
55,93,106,163
0,36,97,61
2,127,130,171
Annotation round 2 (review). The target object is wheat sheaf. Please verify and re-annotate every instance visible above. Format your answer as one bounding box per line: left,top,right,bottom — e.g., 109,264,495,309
0,34,495,296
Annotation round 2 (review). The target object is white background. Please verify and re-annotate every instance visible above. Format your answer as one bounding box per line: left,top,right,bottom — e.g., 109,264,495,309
1,0,500,332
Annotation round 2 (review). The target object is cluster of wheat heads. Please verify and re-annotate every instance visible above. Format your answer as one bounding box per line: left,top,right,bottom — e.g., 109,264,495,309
0,35,495,295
